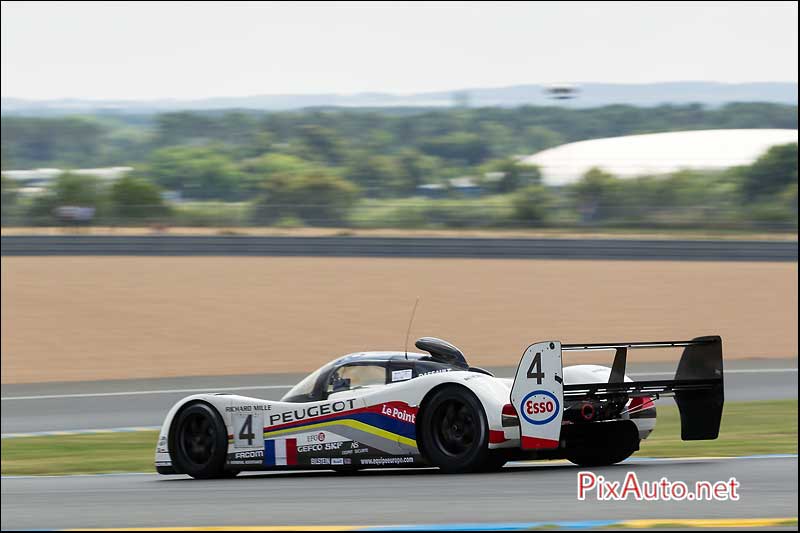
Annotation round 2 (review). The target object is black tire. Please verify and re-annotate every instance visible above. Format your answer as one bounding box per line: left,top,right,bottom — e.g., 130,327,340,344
169,402,230,479
418,386,490,473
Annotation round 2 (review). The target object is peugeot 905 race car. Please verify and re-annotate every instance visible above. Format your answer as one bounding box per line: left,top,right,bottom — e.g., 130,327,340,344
155,335,724,478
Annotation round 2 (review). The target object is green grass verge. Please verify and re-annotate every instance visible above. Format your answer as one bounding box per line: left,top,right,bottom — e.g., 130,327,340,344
1,431,158,476
640,399,797,457
1,400,796,476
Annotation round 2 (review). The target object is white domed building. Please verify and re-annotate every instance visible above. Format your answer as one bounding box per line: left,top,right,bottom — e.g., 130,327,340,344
520,129,798,186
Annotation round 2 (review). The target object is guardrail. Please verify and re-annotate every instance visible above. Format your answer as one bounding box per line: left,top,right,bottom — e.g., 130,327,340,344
1,235,797,261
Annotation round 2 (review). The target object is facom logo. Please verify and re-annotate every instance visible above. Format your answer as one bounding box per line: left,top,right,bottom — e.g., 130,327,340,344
519,390,560,425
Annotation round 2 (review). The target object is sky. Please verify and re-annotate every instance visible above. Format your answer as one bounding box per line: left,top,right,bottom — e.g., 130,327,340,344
1,1,797,101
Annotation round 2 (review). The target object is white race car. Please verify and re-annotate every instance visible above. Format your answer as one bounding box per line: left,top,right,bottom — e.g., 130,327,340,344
155,336,724,478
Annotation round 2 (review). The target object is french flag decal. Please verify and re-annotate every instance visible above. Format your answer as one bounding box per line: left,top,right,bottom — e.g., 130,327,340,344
264,438,297,466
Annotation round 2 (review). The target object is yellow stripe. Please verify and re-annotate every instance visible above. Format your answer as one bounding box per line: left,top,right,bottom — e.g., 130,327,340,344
263,419,417,449
623,517,797,528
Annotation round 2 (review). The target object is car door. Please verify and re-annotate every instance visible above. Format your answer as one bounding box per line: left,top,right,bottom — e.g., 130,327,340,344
325,362,415,457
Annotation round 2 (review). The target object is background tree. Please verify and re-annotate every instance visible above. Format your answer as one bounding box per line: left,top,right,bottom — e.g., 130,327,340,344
571,167,621,223
253,170,359,225
110,175,169,223
2,103,797,170
1,174,18,207
239,153,313,195
395,149,441,195
739,143,798,199
51,172,106,207
1,116,107,168
481,159,542,193
345,154,406,197
22,172,109,225
419,132,490,165
521,126,564,153
1,174,20,225
147,146,241,200
295,125,348,166
511,184,553,225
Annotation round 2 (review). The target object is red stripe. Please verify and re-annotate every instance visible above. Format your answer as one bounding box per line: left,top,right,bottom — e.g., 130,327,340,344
629,397,655,410
286,438,297,465
489,430,506,444
521,436,559,449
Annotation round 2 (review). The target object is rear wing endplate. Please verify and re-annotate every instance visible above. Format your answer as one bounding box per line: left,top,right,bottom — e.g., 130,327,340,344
510,341,564,450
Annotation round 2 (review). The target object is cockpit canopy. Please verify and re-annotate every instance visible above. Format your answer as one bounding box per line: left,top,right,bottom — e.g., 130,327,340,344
280,338,490,403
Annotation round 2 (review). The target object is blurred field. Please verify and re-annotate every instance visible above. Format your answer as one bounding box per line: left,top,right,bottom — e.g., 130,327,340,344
1,400,795,476
1,257,796,384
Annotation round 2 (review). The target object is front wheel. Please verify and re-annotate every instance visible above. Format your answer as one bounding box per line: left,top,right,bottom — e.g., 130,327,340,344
169,402,230,479
418,386,490,473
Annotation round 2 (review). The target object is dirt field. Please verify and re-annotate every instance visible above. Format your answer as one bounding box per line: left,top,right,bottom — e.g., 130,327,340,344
1,257,797,384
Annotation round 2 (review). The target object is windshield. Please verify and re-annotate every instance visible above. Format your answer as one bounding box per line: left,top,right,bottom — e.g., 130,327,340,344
280,364,330,402
327,364,386,394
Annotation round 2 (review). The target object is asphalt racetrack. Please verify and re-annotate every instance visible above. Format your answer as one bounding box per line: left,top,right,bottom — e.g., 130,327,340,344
1,359,796,435
1,359,797,530
2,456,797,530
2,235,798,261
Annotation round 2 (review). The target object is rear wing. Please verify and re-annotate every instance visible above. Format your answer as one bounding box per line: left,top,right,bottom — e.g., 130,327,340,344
511,336,724,449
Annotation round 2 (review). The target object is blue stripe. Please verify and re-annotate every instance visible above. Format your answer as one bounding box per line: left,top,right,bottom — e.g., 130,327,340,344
264,439,275,466
348,412,416,440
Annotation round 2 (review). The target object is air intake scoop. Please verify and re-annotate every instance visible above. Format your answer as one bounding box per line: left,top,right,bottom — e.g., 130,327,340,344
415,337,468,367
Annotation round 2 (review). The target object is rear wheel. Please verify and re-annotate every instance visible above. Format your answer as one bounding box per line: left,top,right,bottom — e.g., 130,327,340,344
169,402,230,479
419,386,489,473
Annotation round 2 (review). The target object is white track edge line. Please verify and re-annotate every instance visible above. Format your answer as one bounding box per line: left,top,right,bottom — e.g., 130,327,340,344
2,368,796,401
1,384,293,401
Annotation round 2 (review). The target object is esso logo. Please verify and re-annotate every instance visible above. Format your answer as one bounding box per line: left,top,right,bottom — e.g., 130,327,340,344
519,390,560,425
317,432,326,442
